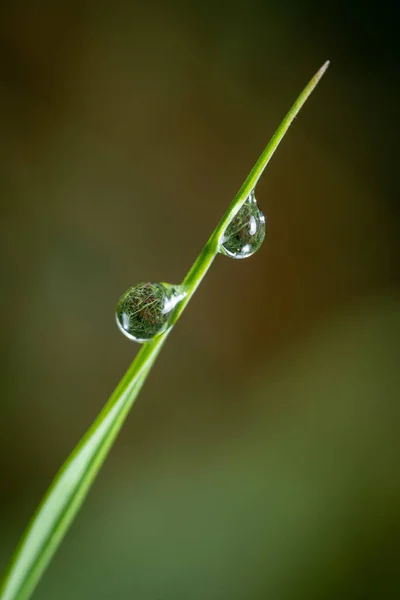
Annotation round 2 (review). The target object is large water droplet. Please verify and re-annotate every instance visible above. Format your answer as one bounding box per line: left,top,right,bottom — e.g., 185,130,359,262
220,191,266,259
116,282,186,342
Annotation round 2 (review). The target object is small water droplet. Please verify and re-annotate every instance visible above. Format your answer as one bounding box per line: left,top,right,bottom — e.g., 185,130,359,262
116,282,186,342
220,191,266,259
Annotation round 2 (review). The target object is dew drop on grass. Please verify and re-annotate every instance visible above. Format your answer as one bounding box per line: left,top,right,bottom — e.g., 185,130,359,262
116,282,186,342
220,190,266,259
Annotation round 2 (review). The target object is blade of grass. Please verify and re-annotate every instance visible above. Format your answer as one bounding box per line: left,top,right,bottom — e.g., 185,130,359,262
0,61,329,600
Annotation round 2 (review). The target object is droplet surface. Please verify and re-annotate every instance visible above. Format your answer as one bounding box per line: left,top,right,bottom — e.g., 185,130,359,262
220,191,266,259
116,282,186,342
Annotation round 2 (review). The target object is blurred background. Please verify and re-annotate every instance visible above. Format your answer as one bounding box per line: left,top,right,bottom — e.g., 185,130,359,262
1,1,399,598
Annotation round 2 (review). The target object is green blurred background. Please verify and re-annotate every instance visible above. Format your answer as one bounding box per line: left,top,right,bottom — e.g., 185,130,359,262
1,1,399,598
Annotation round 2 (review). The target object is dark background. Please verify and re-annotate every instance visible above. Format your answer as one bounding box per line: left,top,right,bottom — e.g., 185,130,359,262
1,1,399,598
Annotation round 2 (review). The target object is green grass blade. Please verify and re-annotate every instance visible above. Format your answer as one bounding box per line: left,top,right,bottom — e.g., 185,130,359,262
0,61,329,600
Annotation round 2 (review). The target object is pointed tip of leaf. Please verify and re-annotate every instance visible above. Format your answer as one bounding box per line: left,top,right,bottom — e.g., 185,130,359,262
317,60,330,79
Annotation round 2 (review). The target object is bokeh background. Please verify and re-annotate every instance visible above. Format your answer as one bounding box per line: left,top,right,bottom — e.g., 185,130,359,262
1,1,399,598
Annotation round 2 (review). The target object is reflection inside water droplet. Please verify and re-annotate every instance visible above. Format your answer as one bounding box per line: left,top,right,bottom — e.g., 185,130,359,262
116,282,186,343
220,191,266,259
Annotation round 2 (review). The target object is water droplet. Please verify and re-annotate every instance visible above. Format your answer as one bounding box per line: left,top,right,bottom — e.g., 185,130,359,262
220,191,266,259
116,282,186,342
